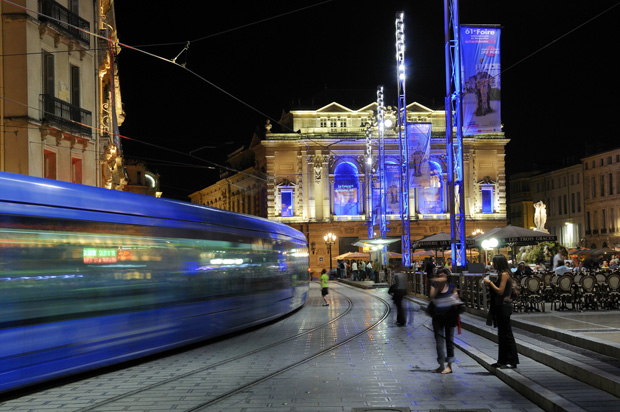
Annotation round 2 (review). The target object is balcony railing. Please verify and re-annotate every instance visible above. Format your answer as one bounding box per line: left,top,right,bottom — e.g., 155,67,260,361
39,0,90,46
41,94,92,136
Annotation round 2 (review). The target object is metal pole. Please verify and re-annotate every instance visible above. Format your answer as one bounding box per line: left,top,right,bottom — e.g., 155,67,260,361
395,12,411,268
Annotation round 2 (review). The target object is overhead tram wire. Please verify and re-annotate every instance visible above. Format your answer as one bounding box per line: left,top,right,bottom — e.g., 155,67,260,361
122,0,335,48
1,0,305,134
500,1,620,78
426,1,620,114
1,0,369,169
0,90,266,182
0,0,277,182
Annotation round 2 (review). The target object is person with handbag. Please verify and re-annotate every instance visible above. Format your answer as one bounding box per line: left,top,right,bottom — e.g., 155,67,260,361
483,254,520,369
429,267,461,374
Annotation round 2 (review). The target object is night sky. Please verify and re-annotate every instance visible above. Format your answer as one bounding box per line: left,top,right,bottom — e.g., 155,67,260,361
114,1,620,200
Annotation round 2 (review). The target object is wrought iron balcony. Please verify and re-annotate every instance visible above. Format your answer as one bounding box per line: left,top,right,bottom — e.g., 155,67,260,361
41,94,92,136
38,0,90,46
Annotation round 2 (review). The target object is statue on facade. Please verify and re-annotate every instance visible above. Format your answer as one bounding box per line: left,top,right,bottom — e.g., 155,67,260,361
313,155,324,183
534,201,547,232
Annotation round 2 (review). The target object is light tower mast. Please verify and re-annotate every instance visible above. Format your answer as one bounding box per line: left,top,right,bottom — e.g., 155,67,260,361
444,0,467,268
395,12,411,268
365,111,374,240
377,87,388,245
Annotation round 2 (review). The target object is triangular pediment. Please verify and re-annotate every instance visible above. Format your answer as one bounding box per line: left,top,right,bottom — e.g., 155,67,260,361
357,102,377,112
316,102,353,113
250,132,261,148
406,102,434,113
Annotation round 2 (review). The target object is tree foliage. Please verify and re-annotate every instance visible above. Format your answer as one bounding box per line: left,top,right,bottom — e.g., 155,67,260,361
516,241,565,264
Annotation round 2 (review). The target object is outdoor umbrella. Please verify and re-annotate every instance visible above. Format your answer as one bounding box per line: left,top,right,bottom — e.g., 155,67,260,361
386,251,402,259
412,232,475,249
586,247,614,257
568,248,590,256
473,225,556,248
335,251,369,260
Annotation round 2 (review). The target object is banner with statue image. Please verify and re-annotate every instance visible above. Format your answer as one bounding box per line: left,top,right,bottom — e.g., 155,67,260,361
460,26,502,136
407,123,432,188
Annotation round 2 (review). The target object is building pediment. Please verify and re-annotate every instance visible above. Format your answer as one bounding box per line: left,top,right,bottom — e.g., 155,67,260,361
316,102,353,113
357,102,377,112
406,102,434,113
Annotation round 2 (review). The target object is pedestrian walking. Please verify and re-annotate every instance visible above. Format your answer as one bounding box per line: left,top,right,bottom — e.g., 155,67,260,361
429,267,460,374
352,260,358,281
483,254,519,369
393,271,407,326
320,269,329,306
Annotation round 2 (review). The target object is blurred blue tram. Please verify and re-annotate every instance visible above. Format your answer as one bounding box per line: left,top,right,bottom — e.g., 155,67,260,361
0,171,309,394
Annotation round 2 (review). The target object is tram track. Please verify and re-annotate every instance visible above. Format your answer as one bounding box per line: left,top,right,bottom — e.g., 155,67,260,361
73,284,390,412
187,288,391,411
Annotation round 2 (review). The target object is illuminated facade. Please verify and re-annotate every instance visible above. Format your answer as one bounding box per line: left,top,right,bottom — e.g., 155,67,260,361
582,149,620,249
0,0,126,188
190,101,509,273
512,148,620,250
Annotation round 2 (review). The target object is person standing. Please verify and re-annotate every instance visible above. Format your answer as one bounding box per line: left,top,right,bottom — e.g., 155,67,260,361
393,271,408,326
320,269,329,306
429,267,460,374
483,254,519,369
553,250,564,269
425,257,436,278
352,260,358,281
372,260,381,283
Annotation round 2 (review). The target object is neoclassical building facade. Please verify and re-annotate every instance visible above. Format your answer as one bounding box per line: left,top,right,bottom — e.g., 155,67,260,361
190,101,509,273
509,147,620,250
1,0,127,189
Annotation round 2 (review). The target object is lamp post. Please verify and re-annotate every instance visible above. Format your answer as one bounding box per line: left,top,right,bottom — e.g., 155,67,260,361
324,232,336,276
481,238,498,268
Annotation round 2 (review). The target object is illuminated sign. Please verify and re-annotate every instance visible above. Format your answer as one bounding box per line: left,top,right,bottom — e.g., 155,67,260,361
83,248,118,264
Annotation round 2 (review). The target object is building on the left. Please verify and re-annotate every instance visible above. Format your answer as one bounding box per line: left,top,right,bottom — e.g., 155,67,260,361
0,0,151,193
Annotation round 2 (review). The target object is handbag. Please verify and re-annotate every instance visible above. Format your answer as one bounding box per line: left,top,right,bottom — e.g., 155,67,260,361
424,301,435,317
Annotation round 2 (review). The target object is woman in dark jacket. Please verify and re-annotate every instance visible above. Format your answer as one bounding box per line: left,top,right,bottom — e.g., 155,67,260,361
483,254,519,369
429,267,460,374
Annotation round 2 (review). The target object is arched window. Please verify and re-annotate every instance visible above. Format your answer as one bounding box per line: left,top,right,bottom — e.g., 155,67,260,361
334,162,360,215
418,161,444,214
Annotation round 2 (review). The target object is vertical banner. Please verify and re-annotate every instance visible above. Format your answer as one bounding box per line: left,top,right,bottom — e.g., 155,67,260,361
385,163,400,214
334,183,358,215
407,123,432,188
460,26,501,136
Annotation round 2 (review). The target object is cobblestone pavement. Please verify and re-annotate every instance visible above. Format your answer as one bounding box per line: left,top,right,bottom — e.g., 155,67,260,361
0,282,545,412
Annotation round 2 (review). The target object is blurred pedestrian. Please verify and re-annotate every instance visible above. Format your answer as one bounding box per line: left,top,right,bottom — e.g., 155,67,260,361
429,267,460,374
393,271,407,326
320,269,329,306
352,260,358,280
483,254,519,369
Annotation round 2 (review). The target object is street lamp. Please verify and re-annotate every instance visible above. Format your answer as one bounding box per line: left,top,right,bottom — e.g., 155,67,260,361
481,238,498,267
324,232,337,276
